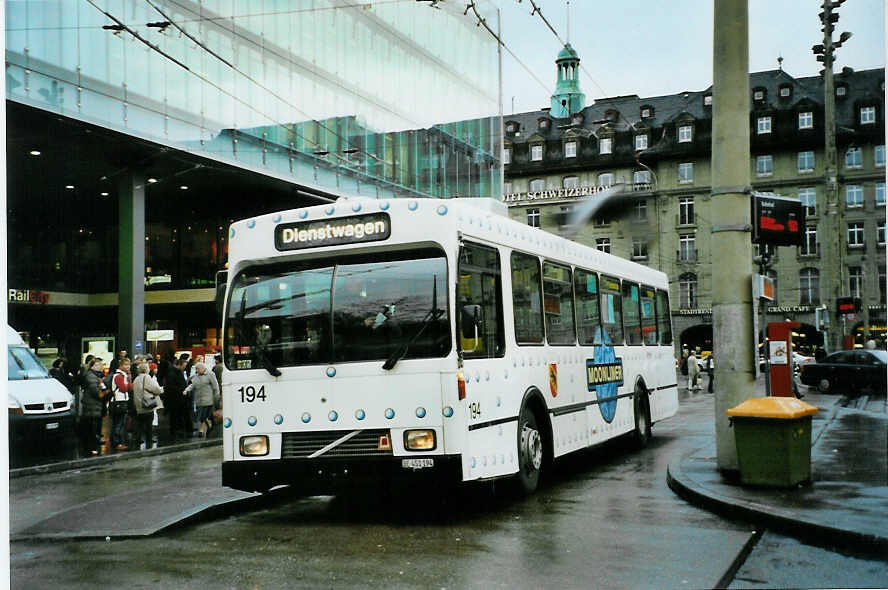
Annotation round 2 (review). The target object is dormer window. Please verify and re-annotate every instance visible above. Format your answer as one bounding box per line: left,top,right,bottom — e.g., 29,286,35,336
564,141,577,158
836,85,847,97
531,144,543,162
635,134,648,151
753,87,766,102
640,105,654,119
604,109,619,123
779,85,792,98
703,94,712,106
571,112,584,126
678,125,693,143
538,118,550,131
505,121,517,133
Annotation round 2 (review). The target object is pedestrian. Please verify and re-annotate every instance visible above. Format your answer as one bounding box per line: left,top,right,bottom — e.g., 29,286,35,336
164,357,190,441
157,350,174,388
50,358,74,392
109,349,128,374
132,362,163,450
80,358,108,456
109,357,133,452
212,354,223,389
706,355,715,393
680,348,689,376
184,362,220,438
687,348,700,392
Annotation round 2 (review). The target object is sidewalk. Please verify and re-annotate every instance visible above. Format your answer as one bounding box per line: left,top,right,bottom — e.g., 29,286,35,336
667,387,888,554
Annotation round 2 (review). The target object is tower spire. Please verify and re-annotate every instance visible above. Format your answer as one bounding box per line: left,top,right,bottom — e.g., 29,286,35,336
566,1,570,44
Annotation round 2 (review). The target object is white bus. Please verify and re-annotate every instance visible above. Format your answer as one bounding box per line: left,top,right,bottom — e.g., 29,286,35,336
220,197,678,495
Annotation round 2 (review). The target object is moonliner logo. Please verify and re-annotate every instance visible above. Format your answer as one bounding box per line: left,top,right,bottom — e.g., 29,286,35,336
275,213,391,251
588,327,623,423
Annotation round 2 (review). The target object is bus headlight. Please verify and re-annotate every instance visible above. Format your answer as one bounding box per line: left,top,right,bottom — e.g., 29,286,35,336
239,435,269,456
404,430,436,451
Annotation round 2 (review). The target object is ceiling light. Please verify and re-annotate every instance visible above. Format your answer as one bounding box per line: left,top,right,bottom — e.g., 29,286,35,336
100,192,109,196
65,185,75,190
180,185,188,190
147,178,158,183
29,150,41,156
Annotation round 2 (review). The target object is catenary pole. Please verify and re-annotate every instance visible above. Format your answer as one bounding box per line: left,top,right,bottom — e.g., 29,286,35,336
711,0,755,473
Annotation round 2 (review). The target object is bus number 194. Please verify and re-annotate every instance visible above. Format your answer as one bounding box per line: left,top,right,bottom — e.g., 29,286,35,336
239,385,267,403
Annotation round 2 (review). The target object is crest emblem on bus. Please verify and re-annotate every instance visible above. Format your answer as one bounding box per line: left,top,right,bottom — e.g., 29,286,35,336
378,434,392,451
587,327,623,424
548,363,558,397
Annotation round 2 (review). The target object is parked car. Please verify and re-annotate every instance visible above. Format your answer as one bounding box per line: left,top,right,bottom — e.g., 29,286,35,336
799,349,887,395
7,325,76,446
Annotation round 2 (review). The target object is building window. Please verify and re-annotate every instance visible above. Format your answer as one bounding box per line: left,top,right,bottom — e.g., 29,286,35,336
799,268,820,305
798,151,814,173
757,116,772,134
875,145,885,167
703,94,712,106
780,86,792,97
531,144,543,161
640,107,651,119
798,187,816,216
678,197,695,226
753,89,764,101
679,273,697,308
633,170,651,188
798,111,813,129
526,208,540,228
558,205,574,230
598,172,615,187
881,266,887,302
678,125,693,143
633,200,647,221
845,146,862,168
505,122,516,133
678,162,693,184
860,106,876,125
503,148,511,165
564,141,577,158
538,119,550,130
599,137,613,154
800,225,817,256
635,134,648,151
836,85,847,97
596,238,611,253
563,176,579,189
878,220,886,246
849,266,864,299
847,222,865,248
529,178,545,192
632,238,647,260
845,184,863,208
593,215,608,227
877,182,886,206
767,270,779,305
756,155,773,176
503,181,512,194
678,233,696,262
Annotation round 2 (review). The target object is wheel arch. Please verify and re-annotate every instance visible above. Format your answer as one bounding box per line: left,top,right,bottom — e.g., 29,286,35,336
519,386,554,467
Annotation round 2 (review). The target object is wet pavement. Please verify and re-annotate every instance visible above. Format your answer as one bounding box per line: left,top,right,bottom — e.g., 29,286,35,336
668,384,888,554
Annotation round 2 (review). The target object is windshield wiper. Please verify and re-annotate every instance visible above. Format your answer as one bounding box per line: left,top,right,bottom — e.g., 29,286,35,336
383,276,444,371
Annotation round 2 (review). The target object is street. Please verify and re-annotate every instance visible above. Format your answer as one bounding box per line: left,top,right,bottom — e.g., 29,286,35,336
10,388,888,589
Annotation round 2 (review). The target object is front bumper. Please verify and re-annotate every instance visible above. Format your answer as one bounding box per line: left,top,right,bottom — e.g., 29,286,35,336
8,409,76,444
223,455,463,494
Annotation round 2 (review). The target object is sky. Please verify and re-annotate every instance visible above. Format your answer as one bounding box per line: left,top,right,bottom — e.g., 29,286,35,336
495,0,886,114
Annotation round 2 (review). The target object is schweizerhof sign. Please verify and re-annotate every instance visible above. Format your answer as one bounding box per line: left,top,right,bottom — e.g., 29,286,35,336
503,185,612,203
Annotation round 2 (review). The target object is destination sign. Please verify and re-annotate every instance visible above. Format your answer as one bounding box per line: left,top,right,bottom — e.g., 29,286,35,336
275,213,391,251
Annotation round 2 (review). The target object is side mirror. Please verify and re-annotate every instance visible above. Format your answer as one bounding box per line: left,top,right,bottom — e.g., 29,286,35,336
215,270,228,319
461,304,482,339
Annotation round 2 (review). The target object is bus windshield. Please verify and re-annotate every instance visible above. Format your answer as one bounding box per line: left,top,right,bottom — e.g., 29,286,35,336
224,248,450,370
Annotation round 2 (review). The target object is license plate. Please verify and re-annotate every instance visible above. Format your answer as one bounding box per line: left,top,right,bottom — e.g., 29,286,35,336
401,458,434,470
45,422,59,430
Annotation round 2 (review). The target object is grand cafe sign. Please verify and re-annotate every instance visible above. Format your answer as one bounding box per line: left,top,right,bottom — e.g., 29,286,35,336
504,185,612,203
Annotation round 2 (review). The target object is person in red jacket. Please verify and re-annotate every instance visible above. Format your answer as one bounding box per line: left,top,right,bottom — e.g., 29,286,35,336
110,357,133,451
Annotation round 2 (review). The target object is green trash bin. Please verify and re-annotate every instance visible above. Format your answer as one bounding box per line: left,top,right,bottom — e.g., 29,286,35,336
726,397,819,487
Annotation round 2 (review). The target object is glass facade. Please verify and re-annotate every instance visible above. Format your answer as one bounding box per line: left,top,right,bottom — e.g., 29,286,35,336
6,0,502,200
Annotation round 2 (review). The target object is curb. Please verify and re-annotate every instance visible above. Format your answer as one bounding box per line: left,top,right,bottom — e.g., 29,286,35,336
10,438,223,479
666,452,888,555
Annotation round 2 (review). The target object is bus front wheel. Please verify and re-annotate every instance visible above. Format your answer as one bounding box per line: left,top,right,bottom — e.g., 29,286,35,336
516,406,543,495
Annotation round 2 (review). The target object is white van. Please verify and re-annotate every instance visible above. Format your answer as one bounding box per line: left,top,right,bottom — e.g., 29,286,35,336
7,325,76,444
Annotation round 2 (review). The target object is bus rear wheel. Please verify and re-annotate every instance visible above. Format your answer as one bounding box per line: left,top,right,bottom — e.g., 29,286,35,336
516,406,543,495
633,388,651,449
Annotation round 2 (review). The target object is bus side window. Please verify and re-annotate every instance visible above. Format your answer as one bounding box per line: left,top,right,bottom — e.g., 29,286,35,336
543,262,576,345
511,251,545,345
622,281,642,345
640,286,658,345
656,290,673,345
458,244,505,358
599,275,624,345
574,269,600,345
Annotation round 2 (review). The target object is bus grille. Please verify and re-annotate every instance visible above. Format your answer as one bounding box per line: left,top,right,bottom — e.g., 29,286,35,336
281,429,393,459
